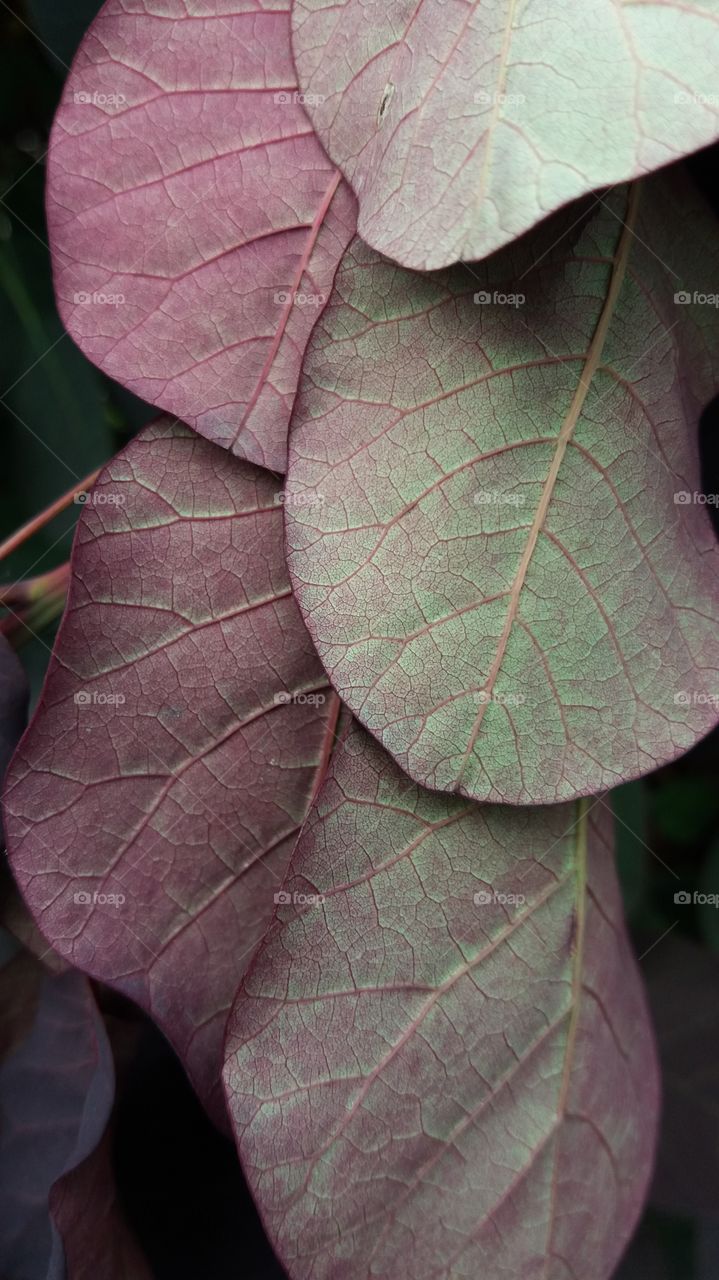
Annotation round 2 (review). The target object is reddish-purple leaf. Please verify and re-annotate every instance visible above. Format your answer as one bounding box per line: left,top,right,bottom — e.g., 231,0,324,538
47,0,356,472
292,0,719,271
284,174,719,805
225,722,658,1280
0,944,115,1278
3,419,339,1123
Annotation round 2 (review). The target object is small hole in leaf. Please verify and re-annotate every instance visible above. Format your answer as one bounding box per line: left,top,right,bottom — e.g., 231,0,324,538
377,83,394,126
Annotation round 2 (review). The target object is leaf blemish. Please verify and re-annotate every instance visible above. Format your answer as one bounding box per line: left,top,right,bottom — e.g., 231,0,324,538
377,83,394,126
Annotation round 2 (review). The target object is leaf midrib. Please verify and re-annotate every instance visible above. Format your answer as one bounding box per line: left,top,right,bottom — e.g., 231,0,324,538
370,798,591,1278
454,186,641,791
540,796,590,1278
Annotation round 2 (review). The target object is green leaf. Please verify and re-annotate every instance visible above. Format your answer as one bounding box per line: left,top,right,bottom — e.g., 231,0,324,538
285,174,719,804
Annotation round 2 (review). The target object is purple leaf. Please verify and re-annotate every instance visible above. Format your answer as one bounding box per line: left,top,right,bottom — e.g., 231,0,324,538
3,420,340,1123
224,722,659,1280
0,945,115,1279
284,175,719,805
47,0,356,472
292,0,719,270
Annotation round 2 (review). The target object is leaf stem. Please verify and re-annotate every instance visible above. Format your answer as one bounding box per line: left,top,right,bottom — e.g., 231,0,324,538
0,469,101,561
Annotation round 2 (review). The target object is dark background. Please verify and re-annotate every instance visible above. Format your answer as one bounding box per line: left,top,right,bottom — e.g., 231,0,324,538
0,2,718,1276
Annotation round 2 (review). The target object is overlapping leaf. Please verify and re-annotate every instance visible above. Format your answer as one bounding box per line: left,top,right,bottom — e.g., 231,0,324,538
47,0,356,471
0,941,115,1278
3,419,339,1122
292,0,719,270
225,722,658,1280
284,173,719,805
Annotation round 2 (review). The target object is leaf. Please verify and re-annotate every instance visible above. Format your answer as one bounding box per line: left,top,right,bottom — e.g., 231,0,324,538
292,0,719,271
0,942,115,1279
224,722,659,1280
284,174,719,805
644,936,719,1221
3,419,340,1123
46,0,356,472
